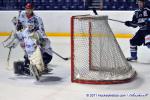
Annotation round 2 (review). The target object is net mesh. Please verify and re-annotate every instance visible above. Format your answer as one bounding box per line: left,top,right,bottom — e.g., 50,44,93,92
71,15,136,84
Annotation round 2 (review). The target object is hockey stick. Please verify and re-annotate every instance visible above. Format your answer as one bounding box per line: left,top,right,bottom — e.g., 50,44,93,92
52,50,70,61
92,8,125,23
108,17,139,27
92,8,98,15
6,10,21,65
7,47,12,64
2,31,13,44
108,18,125,23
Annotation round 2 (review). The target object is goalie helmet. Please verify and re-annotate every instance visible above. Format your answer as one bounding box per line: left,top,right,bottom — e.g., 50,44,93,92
25,3,33,9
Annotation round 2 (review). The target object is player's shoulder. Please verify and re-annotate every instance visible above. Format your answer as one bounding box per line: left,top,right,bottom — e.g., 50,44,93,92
133,9,140,15
19,11,26,17
134,6,150,13
20,11,26,15
134,8,140,12
144,6,150,11
34,15,42,20
32,12,42,19
29,14,41,22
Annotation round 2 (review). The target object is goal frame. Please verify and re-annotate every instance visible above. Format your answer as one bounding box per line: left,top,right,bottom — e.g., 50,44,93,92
70,15,136,84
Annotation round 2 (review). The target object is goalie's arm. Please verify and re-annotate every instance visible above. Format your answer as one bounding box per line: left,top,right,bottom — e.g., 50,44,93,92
11,11,24,31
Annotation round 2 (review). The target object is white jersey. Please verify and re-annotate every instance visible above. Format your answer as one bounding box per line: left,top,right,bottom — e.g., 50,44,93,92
16,28,52,57
17,29,37,57
18,11,46,38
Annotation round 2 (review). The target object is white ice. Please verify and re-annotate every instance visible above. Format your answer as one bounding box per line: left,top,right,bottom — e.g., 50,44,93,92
0,37,150,100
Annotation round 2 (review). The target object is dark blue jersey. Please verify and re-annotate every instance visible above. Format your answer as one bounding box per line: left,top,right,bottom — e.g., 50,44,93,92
132,6,150,30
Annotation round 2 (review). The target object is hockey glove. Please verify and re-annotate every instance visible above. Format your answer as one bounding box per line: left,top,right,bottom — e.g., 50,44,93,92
38,38,46,47
125,21,137,28
125,21,132,26
11,17,17,26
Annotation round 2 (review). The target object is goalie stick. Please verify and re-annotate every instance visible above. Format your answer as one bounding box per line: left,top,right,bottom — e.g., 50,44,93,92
2,31,13,45
52,50,70,61
1,30,14,65
5,10,21,64
7,47,12,63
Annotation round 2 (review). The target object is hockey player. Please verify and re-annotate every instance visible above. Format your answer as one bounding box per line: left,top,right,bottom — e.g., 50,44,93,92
15,19,53,75
125,0,150,61
12,2,46,37
11,3,52,74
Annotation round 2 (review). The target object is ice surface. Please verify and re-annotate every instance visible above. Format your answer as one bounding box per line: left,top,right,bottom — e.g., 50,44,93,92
0,37,150,100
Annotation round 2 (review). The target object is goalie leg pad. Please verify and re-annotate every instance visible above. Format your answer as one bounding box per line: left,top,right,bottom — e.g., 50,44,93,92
42,52,53,66
29,46,45,72
41,53,53,74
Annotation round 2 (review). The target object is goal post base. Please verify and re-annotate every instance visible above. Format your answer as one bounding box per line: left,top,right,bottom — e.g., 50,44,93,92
71,72,137,84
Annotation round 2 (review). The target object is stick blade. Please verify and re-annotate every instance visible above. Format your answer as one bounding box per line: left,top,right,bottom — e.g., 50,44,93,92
63,57,71,61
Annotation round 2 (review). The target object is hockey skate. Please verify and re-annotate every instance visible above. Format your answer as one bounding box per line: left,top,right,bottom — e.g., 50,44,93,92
126,57,137,62
41,65,50,74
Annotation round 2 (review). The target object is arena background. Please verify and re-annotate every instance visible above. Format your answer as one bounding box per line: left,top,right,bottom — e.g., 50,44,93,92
0,0,146,38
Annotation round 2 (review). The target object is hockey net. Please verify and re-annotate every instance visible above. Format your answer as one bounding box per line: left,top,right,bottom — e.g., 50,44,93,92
71,15,136,84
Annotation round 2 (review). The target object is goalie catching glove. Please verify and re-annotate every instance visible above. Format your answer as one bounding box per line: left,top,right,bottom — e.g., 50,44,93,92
11,17,23,31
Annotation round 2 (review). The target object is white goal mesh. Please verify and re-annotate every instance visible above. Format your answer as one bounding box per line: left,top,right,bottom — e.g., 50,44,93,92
71,15,136,84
